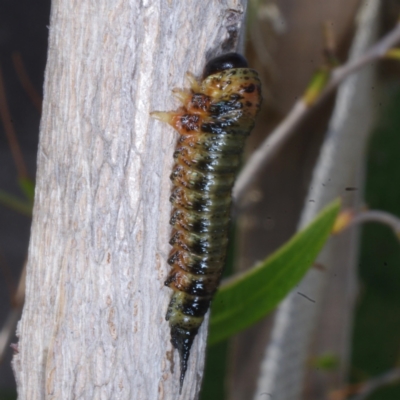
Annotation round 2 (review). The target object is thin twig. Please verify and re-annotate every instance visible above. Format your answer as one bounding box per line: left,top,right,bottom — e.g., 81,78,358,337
328,21,400,91
253,1,380,397
335,209,400,238
350,368,400,400
351,210,400,236
234,100,306,201
233,21,400,203
12,52,43,114
0,64,28,179
323,20,339,66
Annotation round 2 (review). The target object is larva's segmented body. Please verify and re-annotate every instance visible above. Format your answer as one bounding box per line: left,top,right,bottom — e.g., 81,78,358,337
152,53,262,392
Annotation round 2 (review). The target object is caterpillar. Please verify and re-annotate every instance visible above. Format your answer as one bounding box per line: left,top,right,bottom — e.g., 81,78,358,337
151,52,262,393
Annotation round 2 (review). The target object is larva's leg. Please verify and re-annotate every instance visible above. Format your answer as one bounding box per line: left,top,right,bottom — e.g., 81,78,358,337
172,88,191,104
150,111,175,125
185,72,201,92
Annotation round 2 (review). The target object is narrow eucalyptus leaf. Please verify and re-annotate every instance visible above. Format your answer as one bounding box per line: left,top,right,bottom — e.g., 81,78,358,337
208,199,341,345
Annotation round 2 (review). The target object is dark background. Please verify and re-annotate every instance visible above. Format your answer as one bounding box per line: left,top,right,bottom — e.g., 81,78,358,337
0,0,51,396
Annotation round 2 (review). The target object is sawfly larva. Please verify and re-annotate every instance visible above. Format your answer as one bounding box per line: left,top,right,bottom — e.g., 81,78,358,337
151,52,262,393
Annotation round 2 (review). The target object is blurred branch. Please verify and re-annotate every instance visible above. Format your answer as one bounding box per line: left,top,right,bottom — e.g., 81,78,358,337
328,20,400,91
323,20,339,67
329,369,400,400
333,209,400,239
12,52,42,114
253,0,379,398
0,65,28,179
351,369,400,400
350,210,400,236
234,20,400,204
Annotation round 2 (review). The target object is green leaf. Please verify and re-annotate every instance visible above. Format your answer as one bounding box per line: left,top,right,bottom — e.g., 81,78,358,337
18,176,35,201
0,190,33,216
208,198,341,345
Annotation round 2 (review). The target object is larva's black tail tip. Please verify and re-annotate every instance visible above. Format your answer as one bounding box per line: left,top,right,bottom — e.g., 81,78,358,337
179,372,184,395
178,348,189,395
170,325,198,394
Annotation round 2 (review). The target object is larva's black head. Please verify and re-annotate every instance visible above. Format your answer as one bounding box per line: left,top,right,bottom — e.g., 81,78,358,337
202,52,248,79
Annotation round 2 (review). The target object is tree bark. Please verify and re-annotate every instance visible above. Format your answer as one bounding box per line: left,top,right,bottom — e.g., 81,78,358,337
12,1,247,399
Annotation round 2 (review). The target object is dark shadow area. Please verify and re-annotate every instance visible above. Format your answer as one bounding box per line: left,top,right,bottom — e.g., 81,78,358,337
0,1,51,395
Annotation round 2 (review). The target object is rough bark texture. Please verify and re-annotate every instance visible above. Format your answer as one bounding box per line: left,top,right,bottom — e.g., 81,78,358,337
11,1,247,399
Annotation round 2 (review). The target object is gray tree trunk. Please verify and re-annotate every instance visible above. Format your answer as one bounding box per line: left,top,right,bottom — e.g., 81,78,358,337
11,1,247,399
254,1,379,398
